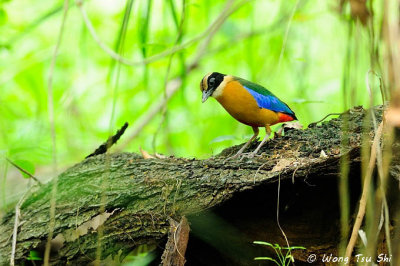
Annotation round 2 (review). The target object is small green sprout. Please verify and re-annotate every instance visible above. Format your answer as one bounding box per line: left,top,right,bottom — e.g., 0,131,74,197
253,241,306,266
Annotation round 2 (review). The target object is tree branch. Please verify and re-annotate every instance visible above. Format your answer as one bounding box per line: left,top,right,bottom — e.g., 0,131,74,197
0,105,398,265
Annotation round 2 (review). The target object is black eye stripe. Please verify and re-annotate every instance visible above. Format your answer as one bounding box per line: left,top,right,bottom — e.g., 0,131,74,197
207,72,224,89
204,72,225,94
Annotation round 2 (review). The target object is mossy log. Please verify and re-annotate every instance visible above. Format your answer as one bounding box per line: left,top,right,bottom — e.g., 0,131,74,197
0,105,399,265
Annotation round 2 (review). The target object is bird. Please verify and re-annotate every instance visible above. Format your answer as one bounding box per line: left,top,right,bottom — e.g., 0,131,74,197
200,72,297,159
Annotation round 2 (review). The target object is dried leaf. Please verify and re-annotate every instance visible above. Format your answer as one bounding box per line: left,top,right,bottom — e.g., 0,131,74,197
140,147,155,159
349,0,369,25
51,233,65,251
284,121,303,130
276,122,303,136
155,153,167,159
331,148,341,155
272,159,293,172
61,209,118,242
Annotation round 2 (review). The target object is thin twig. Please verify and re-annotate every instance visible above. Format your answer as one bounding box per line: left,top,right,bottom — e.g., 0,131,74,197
276,174,292,262
117,78,182,151
5,4,64,46
188,0,236,66
152,0,187,153
106,0,133,140
6,158,42,185
10,187,34,266
366,69,392,257
76,0,248,67
44,0,69,264
366,69,386,106
308,112,346,128
382,196,392,255
10,208,19,266
345,121,383,258
86,122,129,158
275,0,301,77
366,70,386,105
77,0,138,65
93,5,134,261
117,0,252,151
1,156,8,210
253,162,268,184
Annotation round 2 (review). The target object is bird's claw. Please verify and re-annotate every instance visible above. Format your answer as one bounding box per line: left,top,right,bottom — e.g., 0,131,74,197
223,154,239,163
239,152,261,161
223,152,260,163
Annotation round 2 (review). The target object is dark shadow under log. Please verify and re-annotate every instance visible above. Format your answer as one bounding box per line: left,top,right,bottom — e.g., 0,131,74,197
0,105,399,265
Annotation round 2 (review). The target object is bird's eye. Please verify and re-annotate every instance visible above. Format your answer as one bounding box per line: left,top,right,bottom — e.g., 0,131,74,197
209,77,215,87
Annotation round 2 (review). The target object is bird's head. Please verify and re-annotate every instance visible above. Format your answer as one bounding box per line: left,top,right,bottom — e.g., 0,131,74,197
200,72,225,103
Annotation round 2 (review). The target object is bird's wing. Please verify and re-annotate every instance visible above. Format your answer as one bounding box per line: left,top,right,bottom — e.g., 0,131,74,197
235,77,296,117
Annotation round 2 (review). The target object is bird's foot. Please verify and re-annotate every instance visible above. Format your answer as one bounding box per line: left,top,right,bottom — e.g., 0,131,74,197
223,153,240,163
223,151,262,162
238,151,262,161
239,152,252,161
223,150,250,162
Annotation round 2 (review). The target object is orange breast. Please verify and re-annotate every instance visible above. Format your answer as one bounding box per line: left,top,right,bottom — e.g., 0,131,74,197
215,80,280,127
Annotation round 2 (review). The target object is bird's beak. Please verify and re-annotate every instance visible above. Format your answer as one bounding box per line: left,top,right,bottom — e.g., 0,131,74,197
202,90,212,103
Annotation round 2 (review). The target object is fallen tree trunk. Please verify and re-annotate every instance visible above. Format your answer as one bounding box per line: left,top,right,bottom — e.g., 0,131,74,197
0,105,399,265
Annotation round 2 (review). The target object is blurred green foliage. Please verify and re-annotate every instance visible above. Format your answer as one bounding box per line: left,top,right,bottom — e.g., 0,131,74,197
0,1,394,264
0,0,384,169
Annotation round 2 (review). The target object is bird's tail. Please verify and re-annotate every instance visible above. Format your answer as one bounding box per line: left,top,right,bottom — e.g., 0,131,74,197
278,112,297,122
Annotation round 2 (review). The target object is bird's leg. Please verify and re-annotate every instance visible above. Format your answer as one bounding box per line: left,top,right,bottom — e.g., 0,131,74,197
225,127,259,161
249,125,271,157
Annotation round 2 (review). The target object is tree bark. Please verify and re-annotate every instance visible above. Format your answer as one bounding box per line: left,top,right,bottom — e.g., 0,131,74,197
0,105,399,265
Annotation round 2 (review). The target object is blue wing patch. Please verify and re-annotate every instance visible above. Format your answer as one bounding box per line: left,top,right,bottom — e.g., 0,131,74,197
244,86,294,115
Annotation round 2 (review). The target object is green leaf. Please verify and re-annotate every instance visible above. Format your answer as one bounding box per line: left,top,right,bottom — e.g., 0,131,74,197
285,254,294,262
253,241,274,247
282,246,306,250
13,159,35,179
254,257,280,265
27,250,42,261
